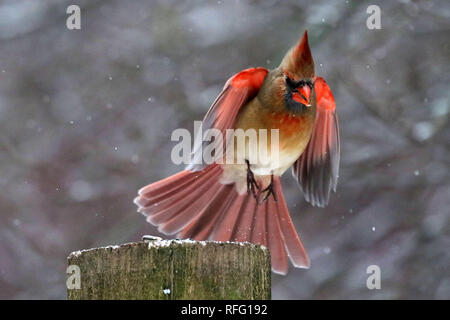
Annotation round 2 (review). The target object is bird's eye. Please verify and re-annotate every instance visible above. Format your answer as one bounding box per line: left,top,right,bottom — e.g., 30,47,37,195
285,75,313,96
285,75,296,88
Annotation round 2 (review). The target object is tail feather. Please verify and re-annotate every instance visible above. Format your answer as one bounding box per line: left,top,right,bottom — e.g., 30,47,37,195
137,171,191,198
209,195,246,242
250,201,268,247
141,165,221,225
274,179,311,268
266,196,289,275
159,181,224,234
232,196,258,242
147,182,212,227
178,184,236,239
135,165,310,274
136,164,217,207
135,164,222,231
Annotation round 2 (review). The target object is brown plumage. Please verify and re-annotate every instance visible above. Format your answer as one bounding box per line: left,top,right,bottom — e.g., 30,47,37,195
135,31,340,274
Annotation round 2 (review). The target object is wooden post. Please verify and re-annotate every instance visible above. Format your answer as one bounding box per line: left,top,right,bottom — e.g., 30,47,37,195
67,238,271,300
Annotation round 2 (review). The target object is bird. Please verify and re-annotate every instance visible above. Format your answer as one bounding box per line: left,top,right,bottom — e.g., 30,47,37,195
134,31,340,275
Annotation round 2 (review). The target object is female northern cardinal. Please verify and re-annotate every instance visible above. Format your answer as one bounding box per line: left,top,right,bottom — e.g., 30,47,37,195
134,31,340,274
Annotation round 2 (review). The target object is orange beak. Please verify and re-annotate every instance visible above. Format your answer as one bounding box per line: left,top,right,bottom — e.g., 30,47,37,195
292,85,312,107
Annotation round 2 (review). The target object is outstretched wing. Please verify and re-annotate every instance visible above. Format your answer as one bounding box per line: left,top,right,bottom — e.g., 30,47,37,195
187,67,268,171
292,77,340,207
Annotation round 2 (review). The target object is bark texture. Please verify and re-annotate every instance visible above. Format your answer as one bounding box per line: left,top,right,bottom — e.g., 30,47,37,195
67,239,271,300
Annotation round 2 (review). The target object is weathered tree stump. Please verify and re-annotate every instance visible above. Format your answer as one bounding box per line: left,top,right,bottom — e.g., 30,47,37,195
67,238,271,300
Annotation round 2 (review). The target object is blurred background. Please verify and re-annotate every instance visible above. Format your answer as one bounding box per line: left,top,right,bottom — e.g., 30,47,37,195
0,0,449,299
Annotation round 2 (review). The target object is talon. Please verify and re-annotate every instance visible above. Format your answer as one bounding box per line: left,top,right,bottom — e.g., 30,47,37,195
246,160,259,200
261,174,277,202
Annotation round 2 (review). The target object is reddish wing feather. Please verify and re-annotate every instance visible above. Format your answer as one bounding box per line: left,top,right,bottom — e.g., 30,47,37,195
292,77,340,207
187,67,268,171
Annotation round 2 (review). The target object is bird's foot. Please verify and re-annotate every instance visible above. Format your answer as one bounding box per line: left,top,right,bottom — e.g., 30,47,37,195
246,160,260,200
260,175,277,203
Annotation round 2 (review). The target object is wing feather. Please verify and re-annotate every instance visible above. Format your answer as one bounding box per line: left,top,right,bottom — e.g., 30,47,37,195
292,77,340,207
187,67,268,171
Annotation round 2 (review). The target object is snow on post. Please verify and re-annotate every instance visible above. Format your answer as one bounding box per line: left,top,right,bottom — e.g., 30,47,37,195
67,238,271,300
